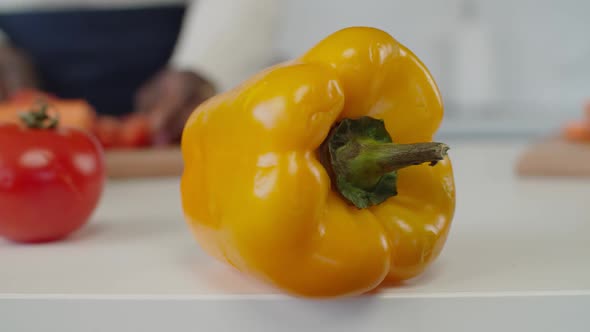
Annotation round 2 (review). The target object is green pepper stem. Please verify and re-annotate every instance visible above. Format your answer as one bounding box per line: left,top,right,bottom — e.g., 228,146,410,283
320,116,450,209
358,141,449,172
335,141,448,190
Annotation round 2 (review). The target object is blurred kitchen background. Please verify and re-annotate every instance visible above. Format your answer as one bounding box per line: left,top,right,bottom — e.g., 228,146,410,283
273,0,589,139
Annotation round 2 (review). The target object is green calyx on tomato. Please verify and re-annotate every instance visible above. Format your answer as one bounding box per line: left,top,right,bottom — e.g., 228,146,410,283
18,102,59,129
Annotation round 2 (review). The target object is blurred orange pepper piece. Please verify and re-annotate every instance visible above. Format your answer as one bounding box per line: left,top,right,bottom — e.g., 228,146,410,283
562,101,590,142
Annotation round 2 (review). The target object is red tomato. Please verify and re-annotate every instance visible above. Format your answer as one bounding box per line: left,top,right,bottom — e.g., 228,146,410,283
94,114,153,150
119,114,152,148
95,116,122,149
0,121,105,243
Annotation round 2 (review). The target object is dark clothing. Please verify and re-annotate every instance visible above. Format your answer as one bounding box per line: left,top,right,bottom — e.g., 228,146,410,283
0,5,185,115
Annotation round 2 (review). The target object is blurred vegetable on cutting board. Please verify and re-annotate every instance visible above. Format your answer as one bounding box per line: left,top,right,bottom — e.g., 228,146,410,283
95,114,152,149
0,89,152,150
517,100,590,177
0,89,183,178
562,101,590,143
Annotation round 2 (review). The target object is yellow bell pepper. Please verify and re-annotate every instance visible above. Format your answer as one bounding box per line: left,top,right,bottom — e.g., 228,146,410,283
181,27,456,297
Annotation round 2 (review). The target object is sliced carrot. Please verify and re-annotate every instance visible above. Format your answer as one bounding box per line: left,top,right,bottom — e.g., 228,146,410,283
47,100,97,132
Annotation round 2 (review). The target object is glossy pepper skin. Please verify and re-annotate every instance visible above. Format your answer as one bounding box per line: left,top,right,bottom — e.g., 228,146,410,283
181,27,455,297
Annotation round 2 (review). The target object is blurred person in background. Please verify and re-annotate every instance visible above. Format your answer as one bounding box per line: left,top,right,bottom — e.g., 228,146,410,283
0,0,277,144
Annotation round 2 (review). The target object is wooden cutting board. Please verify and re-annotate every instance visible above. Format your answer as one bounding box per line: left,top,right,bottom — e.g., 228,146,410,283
516,136,590,177
104,147,183,179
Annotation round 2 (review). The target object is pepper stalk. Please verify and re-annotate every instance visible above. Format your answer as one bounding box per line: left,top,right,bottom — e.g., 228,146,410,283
320,116,449,209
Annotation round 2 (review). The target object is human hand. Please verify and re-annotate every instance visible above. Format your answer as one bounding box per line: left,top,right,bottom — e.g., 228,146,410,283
0,45,38,101
135,68,216,145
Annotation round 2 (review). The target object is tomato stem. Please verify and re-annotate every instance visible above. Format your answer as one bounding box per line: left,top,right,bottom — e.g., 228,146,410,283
19,101,59,129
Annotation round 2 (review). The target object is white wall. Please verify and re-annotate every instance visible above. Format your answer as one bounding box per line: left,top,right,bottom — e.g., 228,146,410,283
274,0,590,115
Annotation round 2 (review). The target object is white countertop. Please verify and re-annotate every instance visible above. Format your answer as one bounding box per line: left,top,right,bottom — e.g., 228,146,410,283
1,140,590,331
